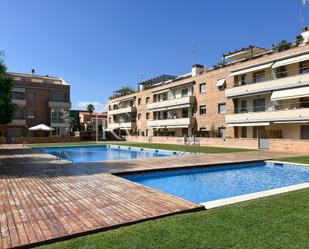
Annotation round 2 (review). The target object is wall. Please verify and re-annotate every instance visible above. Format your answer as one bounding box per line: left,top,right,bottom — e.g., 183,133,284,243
125,135,258,149
269,139,309,153
13,136,80,144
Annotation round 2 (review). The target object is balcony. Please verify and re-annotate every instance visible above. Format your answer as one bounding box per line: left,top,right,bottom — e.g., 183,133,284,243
12,99,26,107
108,106,136,115
147,117,195,128
48,101,71,108
109,122,135,129
147,96,195,111
8,119,26,126
226,70,309,98
226,103,309,125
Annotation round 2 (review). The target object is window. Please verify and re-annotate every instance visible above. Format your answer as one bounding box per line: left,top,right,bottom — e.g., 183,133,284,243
51,91,66,102
253,71,265,83
218,127,226,138
138,113,141,120
200,127,207,132
146,97,150,103
218,103,226,114
199,105,206,115
239,74,248,85
146,113,150,120
138,98,141,105
27,90,36,100
27,110,36,119
109,105,111,110
182,109,188,118
241,127,247,138
199,83,206,93
11,91,24,100
253,98,266,112
181,88,188,97
275,66,287,78
300,60,309,74
14,109,23,119
241,100,248,113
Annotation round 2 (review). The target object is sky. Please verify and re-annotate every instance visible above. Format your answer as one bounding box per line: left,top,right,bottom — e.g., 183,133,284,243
1,0,308,111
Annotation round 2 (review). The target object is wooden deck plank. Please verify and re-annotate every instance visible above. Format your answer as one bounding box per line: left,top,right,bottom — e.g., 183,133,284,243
0,148,292,249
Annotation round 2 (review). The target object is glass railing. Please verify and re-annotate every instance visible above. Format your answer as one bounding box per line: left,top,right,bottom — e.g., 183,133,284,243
231,101,309,114
232,66,309,88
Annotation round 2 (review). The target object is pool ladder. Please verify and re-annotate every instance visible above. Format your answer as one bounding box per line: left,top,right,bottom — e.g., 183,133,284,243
56,150,73,162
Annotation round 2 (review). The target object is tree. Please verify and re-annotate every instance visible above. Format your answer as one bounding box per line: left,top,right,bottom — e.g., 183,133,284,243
0,52,16,125
272,40,292,52
86,104,95,132
295,35,304,47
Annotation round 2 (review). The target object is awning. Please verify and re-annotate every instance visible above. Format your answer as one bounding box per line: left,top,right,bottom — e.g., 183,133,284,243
230,62,273,76
271,86,309,101
274,121,309,124
111,101,120,105
272,53,309,68
152,89,170,95
216,78,226,87
12,87,26,93
29,124,54,131
227,122,270,127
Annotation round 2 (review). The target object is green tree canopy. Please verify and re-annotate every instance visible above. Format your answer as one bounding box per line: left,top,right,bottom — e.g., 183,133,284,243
0,52,16,125
86,103,95,114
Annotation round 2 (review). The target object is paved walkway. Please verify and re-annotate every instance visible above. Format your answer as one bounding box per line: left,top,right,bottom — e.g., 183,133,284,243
0,148,301,249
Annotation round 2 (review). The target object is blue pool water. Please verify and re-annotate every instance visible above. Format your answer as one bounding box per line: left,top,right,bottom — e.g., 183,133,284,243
38,145,176,162
122,161,309,203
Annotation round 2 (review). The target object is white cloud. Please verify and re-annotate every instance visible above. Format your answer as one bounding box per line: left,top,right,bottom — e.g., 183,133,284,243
77,101,108,112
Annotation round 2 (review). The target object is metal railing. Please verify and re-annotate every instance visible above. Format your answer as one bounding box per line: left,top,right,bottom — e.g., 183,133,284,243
231,101,309,114
56,150,73,162
231,66,309,88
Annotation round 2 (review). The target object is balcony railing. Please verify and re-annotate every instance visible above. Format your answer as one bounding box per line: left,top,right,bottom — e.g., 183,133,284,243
226,101,309,124
109,122,134,129
226,69,309,98
231,67,309,88
12,99,26,106
147,117,195,128
108,106,136,115
147,95,195,111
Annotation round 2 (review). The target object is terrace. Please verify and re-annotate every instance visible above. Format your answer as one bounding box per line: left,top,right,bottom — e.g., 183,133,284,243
0,143,307,249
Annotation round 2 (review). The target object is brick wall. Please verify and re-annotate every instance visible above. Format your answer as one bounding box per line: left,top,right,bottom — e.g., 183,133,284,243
14,136,80,144
269,139,309,153
125,135,258,149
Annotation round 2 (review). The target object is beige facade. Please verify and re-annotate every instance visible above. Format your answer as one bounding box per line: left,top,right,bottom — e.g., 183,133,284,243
108,42,309,141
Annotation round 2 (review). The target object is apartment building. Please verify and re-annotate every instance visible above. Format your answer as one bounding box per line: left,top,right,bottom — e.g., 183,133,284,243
108,65,231,138
107,30,309,141
225,45,309,140
0,70,71,141
79,111,107,131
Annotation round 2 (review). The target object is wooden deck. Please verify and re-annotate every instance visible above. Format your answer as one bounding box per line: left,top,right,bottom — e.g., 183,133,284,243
0,148,298,249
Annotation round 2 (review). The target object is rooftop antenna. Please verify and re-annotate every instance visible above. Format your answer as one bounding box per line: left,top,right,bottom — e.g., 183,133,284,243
192,45,197,65
140,72,144,82
301,0,308,31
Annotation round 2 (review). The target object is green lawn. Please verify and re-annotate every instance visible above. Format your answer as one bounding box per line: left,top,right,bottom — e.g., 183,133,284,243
37,189,309,249
29,141,253,153
278,155,309,165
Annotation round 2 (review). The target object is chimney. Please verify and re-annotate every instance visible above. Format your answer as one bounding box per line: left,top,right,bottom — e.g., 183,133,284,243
31,69,35,76
192,64,205,77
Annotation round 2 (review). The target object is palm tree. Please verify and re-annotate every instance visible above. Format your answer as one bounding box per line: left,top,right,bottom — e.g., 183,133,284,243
86,104,95,132
0,52,16,125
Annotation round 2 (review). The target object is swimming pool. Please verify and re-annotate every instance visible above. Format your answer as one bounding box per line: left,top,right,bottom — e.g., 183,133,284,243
121,161,309,203
37,145,176,162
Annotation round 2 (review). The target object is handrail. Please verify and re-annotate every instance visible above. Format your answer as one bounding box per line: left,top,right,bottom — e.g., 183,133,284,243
229,66,309,88
56,150,73,162
230,101,309,114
